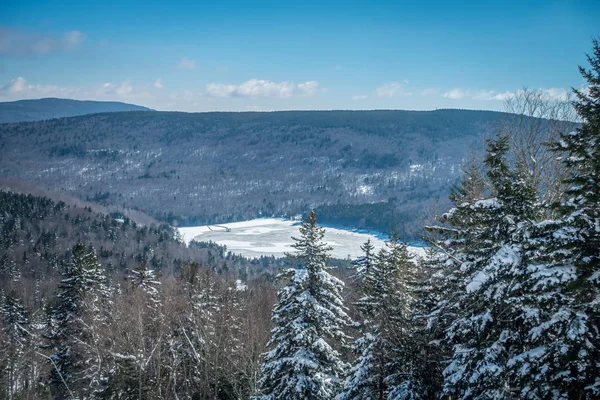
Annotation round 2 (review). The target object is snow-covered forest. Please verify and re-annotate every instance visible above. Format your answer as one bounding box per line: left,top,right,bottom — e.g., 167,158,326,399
1,40,599,400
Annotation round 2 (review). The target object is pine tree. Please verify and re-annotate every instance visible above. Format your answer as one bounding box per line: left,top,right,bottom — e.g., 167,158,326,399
339,246,391,400
1,290,31,400
255,211,351,400
435,134,539,399
352,239,376,282
339,235,422,400
384,236,424,400
512,39,600,399
46,242,109,398
128,263,162,309
419,157,490,399
555,39,600,397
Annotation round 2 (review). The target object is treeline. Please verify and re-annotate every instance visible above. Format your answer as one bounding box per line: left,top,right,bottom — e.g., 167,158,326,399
0,189,288,289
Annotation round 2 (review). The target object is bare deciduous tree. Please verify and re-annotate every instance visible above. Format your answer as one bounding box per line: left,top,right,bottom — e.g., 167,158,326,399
503,88,577,205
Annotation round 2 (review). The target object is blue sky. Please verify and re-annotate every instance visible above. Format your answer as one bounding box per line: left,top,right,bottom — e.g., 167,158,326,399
0,0,598,111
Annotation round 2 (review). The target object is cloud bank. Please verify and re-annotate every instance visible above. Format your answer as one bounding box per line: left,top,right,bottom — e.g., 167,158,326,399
0,77,323,111
375,81,410,97
1,76,577,112
205,79,319,98
442,87,570,102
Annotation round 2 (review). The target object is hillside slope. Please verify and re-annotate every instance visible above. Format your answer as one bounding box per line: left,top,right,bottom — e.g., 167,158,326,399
0,109,510,236
0,97,152,123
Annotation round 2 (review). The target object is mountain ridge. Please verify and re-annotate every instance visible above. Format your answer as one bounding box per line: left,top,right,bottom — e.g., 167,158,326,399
0,108,530,236
0,97,153,123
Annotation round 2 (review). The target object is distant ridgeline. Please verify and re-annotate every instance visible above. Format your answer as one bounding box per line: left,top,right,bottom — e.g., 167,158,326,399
0,108,521,237
0,97,152,123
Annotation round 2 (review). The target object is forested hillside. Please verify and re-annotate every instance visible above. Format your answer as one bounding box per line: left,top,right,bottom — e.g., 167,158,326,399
0,109,519,237
0,189,294,295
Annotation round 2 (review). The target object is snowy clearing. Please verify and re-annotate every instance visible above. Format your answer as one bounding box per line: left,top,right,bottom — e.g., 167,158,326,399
177,218,426,260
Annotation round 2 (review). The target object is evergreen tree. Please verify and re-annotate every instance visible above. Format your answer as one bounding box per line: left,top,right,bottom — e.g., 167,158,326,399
512,39,600,399
352,239,376,282
419,158,490,398
46,242,109,398
255,211,351,400
339,235,422,400
554,39,600,397
128,263,162,309
434,134,539,399
383,236,424,400
1,290,31,400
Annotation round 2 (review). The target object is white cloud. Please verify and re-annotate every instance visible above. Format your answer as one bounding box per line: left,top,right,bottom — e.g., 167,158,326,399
1,76,142,102
442,88,467,100
153,78,163,89
177,57,197,70
375,81,410,97
104,80,132,96
297,81,319,96
2,76,74,97
3,76,28,93
442,87,570,102
205,79,320,98
0,28,86,56
351,95,368,100
0,76,326,112
540,87,569,101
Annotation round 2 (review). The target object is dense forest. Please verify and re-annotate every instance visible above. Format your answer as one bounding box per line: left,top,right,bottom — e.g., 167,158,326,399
1,107,574,238
1,40,599,400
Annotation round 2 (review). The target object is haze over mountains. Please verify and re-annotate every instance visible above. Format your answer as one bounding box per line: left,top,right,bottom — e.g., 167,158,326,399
0,101,519,237
0,98,152,123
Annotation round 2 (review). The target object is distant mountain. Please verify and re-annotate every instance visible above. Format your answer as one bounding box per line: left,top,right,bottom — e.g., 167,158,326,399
0,97,152,123
0,109,516,237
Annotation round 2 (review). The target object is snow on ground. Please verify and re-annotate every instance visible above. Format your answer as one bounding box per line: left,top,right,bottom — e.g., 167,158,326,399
177,218,426,260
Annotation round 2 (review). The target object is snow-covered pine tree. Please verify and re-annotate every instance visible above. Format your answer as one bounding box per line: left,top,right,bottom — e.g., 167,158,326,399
424,154,490,325
339,245,390,400
421,154,489,396
383,235,424,400
46,242,110,398
513,39,600,399
1,290,31,400
554,39,600,397
352,239,376,282
339,235,422,400
128,263,162,310
255,211,351,400
438,134,539,399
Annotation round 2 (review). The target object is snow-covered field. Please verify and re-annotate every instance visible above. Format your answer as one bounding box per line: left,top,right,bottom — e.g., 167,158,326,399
177,218,426,260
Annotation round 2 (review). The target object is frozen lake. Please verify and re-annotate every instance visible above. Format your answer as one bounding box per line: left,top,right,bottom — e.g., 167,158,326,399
177,218,426,260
